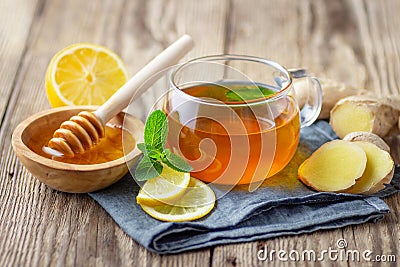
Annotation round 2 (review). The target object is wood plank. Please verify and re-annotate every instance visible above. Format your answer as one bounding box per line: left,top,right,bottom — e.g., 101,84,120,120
0,0,40,130
0,0,143,266
0,0,228,266
211,0,400,266
0,0,151,264
116,0,228,265
351,0,400,96
343,1,400,266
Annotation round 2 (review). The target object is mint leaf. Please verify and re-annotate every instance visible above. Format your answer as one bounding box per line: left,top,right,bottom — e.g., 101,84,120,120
163,149,193,173
137,143,147,154
148,150,163,160
225,86,275,102
135,156,163,181
137,143,162,159
144,110,168,151
135,110,193,181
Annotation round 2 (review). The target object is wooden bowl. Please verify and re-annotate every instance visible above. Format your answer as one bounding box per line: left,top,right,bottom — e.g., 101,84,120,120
12,106,144,193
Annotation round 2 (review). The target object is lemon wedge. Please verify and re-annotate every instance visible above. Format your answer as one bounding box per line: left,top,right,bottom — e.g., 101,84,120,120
136,164,191,206
45,43,129,107
139,177,216,222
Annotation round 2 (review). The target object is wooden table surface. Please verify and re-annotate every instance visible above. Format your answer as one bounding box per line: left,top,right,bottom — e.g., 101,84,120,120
1,0,400,266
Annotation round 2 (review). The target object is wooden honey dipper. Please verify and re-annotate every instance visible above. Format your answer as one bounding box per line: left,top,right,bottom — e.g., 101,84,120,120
46,35,194,158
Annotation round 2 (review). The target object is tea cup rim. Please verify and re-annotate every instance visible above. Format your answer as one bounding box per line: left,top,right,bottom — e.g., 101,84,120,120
169,54,294,107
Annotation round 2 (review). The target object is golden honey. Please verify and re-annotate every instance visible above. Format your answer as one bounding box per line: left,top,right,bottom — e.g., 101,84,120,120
28,124,135,164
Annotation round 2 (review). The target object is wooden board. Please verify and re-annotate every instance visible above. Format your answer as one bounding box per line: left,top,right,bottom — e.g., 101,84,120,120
0,0,399,266
0,0,40,134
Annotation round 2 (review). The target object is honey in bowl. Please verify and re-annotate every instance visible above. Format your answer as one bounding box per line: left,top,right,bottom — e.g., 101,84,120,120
12,107,144,193
29,124,136,164
165,82,300,185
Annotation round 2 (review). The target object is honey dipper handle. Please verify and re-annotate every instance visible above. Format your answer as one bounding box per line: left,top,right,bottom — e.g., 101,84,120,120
94,34,194,124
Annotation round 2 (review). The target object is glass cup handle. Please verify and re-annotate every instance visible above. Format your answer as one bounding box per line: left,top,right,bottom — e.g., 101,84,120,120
289,69,322,128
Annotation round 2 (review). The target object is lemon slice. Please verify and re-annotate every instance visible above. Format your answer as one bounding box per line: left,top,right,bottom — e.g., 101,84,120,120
136,164,191,206
45,43,129,107
139,177,216,222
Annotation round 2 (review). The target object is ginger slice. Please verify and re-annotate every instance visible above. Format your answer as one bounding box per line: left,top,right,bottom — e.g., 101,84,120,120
298,140,367,192
346,141,394,194
330,99,375,138
343,131,390,153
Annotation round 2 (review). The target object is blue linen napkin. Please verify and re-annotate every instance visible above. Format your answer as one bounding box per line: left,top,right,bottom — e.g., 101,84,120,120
89,121,400,254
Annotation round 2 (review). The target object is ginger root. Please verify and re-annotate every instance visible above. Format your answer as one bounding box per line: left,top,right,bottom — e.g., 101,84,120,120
346,141,394,194
330,95,399,138
293,78,367,119
298,140,367,192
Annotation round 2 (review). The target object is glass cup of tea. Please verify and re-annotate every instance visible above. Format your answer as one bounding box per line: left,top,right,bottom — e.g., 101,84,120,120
163,55,322,186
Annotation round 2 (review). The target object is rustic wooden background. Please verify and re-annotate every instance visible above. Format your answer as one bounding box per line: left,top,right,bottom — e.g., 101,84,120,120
1,0,399,266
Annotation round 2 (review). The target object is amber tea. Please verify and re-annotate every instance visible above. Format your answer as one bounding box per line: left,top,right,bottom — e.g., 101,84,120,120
166,82,300,185
166,55,322,185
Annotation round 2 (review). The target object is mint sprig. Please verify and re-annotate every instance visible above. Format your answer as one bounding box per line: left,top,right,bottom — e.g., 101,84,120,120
134,110,193,181
225,85,275,102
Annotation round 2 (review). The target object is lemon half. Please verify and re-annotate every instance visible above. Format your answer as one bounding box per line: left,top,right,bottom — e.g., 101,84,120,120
45,43,129,107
